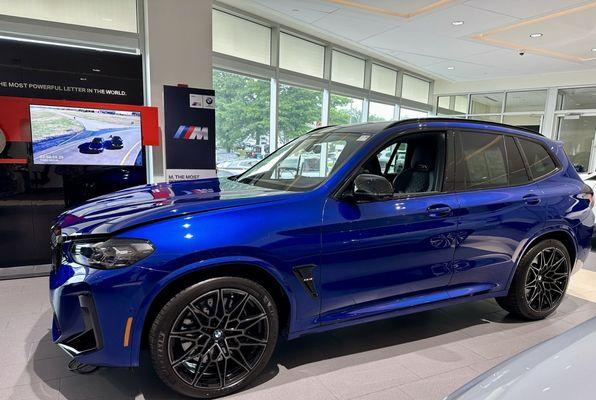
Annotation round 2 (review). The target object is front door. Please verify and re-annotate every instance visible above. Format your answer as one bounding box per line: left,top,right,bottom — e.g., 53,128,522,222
319,131,461,324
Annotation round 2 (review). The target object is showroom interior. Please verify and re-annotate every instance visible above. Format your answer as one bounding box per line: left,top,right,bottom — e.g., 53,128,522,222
2,0,596,399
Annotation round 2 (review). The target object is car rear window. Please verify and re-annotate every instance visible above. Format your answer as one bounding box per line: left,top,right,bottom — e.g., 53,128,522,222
505,136,531,185
517,138,557,179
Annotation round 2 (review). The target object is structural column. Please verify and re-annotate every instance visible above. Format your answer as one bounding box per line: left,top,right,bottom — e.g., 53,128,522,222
143,0,213,181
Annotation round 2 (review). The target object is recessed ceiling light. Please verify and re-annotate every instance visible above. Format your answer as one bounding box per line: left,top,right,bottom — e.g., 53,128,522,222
451,20,464,26
529,33,543,38
92,68,101,72
447,66,455,70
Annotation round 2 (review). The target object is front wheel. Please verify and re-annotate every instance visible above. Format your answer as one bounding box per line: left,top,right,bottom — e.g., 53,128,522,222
149,277,279,398
496,239,571,320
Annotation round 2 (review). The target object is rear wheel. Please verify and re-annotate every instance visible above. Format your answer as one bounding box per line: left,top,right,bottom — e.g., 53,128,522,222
149,277,278,398
496,239,571,320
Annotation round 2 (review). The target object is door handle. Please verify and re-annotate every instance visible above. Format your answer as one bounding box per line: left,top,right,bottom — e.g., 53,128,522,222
427,204,452,218
523,194,541,205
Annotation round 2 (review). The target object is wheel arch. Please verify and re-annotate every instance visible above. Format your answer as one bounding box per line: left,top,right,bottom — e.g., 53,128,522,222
507,228,577,291
132,259,294,366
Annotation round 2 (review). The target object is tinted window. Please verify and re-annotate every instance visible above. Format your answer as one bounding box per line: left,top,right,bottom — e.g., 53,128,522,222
505,136,531,185
518,139,557,179
457,133,508,189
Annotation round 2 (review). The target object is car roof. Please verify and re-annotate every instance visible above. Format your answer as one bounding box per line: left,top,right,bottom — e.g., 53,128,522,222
316,117,544,137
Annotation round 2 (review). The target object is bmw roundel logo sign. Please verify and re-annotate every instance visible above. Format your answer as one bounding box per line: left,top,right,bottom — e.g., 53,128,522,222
0,128,5,154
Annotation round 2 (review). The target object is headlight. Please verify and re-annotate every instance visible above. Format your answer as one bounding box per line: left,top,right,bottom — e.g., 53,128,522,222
71,238,154,269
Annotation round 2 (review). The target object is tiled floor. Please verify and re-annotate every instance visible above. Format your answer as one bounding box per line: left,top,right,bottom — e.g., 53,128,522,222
2,256,596,400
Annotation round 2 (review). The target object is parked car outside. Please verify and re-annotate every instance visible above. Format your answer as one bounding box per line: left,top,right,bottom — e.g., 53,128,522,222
50,119,593,398
217,158,259,175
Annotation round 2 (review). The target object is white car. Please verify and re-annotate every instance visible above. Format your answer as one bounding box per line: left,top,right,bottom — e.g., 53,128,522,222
446,316,596,399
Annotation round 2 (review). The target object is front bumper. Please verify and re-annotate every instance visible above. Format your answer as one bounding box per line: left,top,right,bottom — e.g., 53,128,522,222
50,260,167,367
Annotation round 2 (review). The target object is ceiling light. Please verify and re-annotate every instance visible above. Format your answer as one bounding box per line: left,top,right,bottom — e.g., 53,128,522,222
447,66,455,70
451,20,464,26
591,48,596,52
529,33,543,38
92,68,101,72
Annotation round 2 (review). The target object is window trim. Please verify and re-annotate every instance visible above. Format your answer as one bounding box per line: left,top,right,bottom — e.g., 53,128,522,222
515,136,561,181
453,129,561,193
332,129,450,202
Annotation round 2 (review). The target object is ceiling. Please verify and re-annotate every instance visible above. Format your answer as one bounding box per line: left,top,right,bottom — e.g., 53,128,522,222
223,0,596,82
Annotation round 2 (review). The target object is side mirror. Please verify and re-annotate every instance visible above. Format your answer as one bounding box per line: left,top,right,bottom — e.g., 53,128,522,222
351,174,394,201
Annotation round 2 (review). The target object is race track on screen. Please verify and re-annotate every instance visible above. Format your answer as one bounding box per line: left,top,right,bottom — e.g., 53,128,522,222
32,108,142,166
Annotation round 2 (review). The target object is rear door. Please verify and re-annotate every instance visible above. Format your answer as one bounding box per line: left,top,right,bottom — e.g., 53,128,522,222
450,131,547,293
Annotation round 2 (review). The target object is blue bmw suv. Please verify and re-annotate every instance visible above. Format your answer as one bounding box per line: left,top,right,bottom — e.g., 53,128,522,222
50,119,593,398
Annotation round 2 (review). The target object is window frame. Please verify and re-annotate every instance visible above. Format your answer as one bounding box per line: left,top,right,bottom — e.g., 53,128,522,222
515,136,561,181
332,130,452,202
453,129,561,193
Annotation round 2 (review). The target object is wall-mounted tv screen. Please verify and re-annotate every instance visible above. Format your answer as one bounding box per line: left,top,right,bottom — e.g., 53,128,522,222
30,105,143,166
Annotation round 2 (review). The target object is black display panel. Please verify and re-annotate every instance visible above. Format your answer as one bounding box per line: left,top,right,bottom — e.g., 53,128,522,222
0,39,146,268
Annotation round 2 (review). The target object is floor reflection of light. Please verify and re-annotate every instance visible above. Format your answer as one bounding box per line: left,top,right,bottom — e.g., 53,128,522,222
182,223,191,229
184,233,193,239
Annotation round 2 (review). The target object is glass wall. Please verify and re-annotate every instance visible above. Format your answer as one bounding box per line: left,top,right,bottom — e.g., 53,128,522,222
437,90,546,132
212,7,433,173
400,107,428,120
470,93,504,114
557,116,596,171
278,84,322,146
279,33,325,78
0,0,138,32
402,75,430,104
369,102,395,122
213,10,271,65
213,70,270,170
329,94,363,125
331,50,365,88
371,64,397,96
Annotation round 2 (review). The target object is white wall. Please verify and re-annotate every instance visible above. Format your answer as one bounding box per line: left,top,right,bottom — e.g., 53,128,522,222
434,68,596,95
144,0,213,181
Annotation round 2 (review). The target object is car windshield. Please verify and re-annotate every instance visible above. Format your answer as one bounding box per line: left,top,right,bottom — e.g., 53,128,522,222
234,128,372,191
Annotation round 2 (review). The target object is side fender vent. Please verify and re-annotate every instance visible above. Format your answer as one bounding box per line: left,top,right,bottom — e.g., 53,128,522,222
293,265,318,298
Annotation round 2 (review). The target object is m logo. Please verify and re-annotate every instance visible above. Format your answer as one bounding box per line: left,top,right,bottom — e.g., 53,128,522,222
173,125,208,140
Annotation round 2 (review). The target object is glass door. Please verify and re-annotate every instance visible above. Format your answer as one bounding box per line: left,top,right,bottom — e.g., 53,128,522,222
556,113,596,173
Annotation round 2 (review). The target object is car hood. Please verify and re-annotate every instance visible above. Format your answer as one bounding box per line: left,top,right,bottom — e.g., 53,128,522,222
56,177,292,236
447,316,596,399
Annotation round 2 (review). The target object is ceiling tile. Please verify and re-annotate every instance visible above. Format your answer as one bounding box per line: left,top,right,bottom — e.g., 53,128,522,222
463,0,590,19
311,7,404,41
252,0,338,23
361,26,496,59
403,4,519,38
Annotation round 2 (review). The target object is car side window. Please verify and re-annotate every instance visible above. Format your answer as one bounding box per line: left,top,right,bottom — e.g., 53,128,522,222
386,143,408,174
505,136,531,185
456,132,508,190
356,132,445,196
517,138,557,179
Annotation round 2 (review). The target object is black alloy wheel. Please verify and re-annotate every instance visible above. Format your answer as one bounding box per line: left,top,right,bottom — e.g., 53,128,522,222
524,247,569,313
496,239,571,320
149,277,278,398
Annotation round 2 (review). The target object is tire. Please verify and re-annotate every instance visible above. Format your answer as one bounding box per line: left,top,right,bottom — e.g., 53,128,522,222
496,239,571,320
149,277,279,398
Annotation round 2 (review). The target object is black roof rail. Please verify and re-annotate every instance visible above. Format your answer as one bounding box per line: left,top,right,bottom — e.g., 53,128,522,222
307,125,337,133
383,117,544,137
